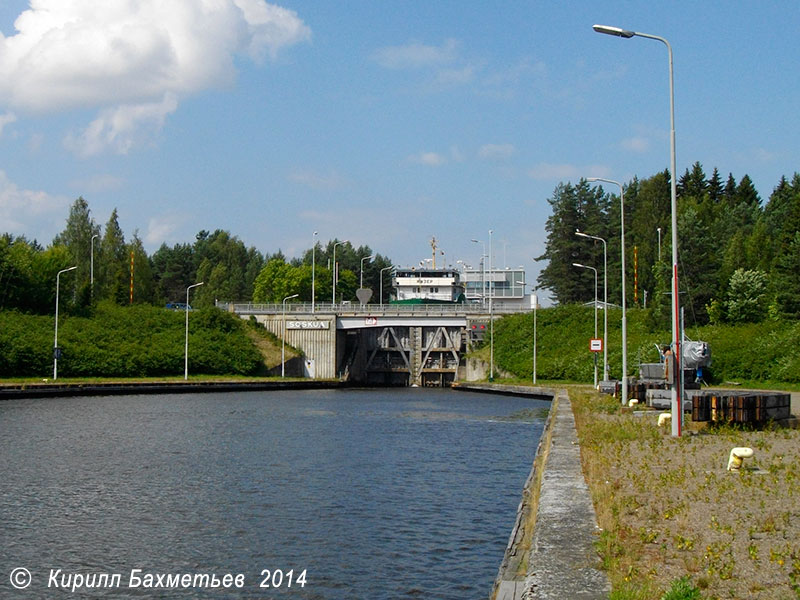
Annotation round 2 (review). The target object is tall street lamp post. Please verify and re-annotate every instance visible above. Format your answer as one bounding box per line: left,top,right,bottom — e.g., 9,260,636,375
379,265,394,306
573,262,598,387
657,227,662,261
332,240,349,305
184,282,204,380
576,229,608,382
311,231,318,313
470,239,486,307
593,24,681,434
488,229,494,382
360,254,375,289
588,177,629,405
90,234,98,298
517,280,538,385
54,265,77,380
282,293,299,377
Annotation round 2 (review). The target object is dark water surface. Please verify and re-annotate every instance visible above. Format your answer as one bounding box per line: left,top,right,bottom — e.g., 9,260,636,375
1,388,547,599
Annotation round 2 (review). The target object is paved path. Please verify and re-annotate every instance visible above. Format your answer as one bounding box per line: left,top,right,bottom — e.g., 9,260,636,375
522,391,610,600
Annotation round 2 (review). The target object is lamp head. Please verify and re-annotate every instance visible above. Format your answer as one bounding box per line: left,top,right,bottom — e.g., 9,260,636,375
593,24,635,38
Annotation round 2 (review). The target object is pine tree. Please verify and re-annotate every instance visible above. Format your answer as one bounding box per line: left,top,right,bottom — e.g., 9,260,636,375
537,180,606,304
97,208,127,303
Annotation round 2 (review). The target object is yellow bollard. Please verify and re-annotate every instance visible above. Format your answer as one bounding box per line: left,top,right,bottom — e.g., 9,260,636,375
657,412,671,427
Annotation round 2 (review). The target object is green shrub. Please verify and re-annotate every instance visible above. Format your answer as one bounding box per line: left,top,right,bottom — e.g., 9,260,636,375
0,304,261,378
489,304,800,384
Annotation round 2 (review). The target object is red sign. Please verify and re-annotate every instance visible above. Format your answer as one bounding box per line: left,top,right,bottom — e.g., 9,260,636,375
590,338,603,352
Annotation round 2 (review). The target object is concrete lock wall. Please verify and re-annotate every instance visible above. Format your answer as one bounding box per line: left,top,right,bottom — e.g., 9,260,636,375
252,315,338,380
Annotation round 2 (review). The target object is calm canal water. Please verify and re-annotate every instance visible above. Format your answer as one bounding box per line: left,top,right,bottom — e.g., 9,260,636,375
1,388,548,599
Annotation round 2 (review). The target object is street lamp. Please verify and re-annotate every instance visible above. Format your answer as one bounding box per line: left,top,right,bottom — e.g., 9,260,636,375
471,239,486,307
576,229,608,382
53,265,77,380
184,282,204,380
489,229,494,382
588,177,629,405
312,231,318,313
594,24,681,435
332,240,349,305
90,233,99,298
517,280,538,385
360,254,375,289
657,227,662,261
573,262,598,387
379,265,395,306
282,293,299,377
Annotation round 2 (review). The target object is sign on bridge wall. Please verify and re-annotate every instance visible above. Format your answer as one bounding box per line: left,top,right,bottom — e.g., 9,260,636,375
287,320,330,330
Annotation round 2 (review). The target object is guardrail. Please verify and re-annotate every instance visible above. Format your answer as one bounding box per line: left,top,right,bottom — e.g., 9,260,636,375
218,302,529,316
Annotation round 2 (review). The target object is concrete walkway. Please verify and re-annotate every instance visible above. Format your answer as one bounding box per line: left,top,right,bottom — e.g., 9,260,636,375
521,391,610,599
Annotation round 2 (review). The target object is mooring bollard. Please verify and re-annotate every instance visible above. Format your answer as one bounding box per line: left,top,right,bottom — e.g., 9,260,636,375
727,447,754,471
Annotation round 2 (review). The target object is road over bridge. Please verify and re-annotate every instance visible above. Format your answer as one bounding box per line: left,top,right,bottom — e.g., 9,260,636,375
220,302,524,386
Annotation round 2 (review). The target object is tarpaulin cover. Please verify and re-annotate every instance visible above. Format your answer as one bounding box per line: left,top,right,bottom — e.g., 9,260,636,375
683,341,711,369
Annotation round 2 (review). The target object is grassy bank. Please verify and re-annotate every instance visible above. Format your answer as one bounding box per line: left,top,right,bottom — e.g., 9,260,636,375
482,305,800,385
571,389,800,599
0,303,292,378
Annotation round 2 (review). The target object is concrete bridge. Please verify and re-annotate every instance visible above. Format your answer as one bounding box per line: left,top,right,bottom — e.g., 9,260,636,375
220,302,524,386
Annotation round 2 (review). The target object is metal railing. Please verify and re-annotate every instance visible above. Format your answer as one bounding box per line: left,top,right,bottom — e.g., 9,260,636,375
218,302,530,316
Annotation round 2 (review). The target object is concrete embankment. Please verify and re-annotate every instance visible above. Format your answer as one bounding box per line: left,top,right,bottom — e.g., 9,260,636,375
454,383,610,600
0,379,341,400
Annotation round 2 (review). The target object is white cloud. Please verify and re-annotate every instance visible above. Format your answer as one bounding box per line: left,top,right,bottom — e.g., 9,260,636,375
64,93,179,157
0,111,16,136
479,143,515,160
372,38,460,70
0,170,67,237
70,173,125,194
621,136,650,153
407,151,447,167
436,64,476,86
527,163,609,181
145,213,188,248
0,0,310,154
753,147,778,162
289,168,347,191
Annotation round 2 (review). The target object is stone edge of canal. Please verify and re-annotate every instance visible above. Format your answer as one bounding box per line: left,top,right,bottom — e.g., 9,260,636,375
452,383,610,600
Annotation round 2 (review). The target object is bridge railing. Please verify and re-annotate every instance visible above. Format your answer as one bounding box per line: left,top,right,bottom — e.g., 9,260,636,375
218,302,529,316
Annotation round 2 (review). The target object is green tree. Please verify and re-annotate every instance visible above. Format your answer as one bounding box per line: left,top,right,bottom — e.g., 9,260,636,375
189,230,263,306
53,197,100,309
537,180,606,304
128,232,154,304
627,170,671,309
772,231,800,318
96,208,127,304
726,268,768,323
151,242,195,304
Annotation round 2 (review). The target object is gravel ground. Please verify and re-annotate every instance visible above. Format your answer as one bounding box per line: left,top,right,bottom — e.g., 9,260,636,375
574,391,800,599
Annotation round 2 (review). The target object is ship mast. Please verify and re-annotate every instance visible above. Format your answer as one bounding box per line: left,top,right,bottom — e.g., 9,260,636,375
430,236,438,269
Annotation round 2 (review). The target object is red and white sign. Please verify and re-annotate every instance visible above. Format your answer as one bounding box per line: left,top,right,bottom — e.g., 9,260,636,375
365,317,378,326
589,338,603,352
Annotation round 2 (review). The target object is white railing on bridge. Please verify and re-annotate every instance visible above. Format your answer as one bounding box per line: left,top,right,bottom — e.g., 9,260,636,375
219,302,529,316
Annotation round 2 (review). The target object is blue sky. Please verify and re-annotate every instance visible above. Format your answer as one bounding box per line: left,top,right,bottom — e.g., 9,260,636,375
1,1,798,294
